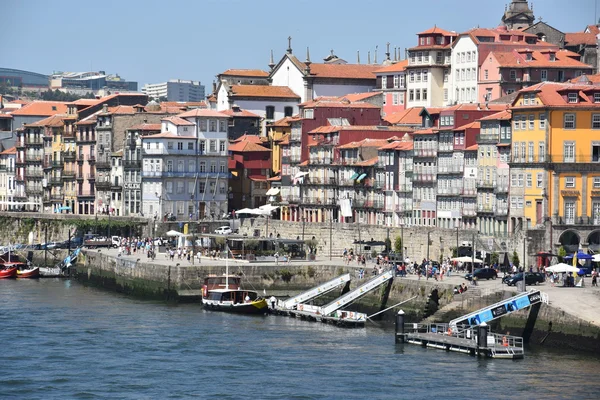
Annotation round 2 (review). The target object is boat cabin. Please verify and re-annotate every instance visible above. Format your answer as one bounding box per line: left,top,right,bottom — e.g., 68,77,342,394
206,289,259,304
202,275,241,298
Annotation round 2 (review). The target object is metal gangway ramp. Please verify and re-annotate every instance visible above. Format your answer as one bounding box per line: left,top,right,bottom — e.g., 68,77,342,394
280,273,351,310
298,268,394,318
449,289,548,329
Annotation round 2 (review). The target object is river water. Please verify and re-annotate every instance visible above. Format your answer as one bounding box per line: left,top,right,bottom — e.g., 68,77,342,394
1,279,598,400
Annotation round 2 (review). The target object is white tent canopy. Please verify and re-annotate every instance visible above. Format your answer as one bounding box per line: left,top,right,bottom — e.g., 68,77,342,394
259,204,279,213
166,230,183,237
451,256,484,263
592,254,600,263
546,263,581,273
235,208,254,214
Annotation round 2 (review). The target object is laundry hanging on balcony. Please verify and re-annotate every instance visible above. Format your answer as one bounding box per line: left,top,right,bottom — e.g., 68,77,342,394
356,173,367,182
349,172,359,180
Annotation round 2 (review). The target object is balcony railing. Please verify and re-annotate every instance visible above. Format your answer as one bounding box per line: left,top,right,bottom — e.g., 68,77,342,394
476,134,498,143
77,190,95,197
497,207,509,216
554,215,600,226
396,184,413,193
96,160,111,169
24,137,43,145
413,148,437,158
461,188,477,197
300,197,337,206
15,174,24,182
49,177,62,185
142,171,229,179
437,164,464,174
412,173,437,183
27,187,43,195
495,182,509,193
96,180,112,189
462,209,477,217
62,170,76,179
477,180,496,189
437,187,462,195
123,160,142,169
63,151,76,161
477,204,495,213
286,195,301,203
25,170,43,177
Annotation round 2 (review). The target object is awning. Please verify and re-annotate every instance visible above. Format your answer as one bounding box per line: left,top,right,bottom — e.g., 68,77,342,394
265,188,280,196
350,172,359,180
356,173,367,182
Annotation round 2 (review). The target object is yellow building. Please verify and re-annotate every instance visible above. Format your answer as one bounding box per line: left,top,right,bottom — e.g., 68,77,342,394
267,116,295,175
511,80,600,253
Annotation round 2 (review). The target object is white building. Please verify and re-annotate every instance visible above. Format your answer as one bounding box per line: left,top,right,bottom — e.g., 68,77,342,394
143,79,205,102
0,146,17,210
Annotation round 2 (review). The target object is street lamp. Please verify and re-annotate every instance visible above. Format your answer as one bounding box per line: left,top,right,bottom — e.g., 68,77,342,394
400,223,404,262
426,231,431,261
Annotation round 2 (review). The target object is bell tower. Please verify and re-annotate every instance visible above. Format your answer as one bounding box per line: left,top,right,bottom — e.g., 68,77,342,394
501,0,535,30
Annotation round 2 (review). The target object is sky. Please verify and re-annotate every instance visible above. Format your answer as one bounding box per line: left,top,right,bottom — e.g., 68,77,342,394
3,0,598,91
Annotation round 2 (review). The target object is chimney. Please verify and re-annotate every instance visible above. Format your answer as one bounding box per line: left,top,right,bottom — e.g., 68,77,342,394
269,49,275,71
102,103,108,113
212,80,217,93
368,51,371,64
357,50,361,64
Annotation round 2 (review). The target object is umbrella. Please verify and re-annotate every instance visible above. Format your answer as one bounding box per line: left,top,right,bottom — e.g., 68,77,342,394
592,254,600,263
166,230,182,237
564,251,593,260
503,252,511,270
546,263,581,273
235,208,254,214
259,204,279,213
451,256,483,263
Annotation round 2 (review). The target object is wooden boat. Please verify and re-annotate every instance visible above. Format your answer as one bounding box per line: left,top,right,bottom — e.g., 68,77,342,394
0,266,17,279
17,266,40,279
201,243,268,314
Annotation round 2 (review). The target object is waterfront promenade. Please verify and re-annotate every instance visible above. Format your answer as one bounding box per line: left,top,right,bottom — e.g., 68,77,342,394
100,248,600,327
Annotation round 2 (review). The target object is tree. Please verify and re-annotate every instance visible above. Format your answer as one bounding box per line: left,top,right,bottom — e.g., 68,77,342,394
491,252,499,266
512,250,520,267
451,247,458,258
384,237,392,252
558,246,567,263
394,236,402,253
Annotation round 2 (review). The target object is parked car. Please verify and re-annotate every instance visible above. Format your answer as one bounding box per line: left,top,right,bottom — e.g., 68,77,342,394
464,267,498,281
504,272,545,286
214,226,232,235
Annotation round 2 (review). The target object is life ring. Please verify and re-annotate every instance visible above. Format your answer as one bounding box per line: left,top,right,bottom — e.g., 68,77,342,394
447,327,452,335
502,336,508,347
298,304,304,311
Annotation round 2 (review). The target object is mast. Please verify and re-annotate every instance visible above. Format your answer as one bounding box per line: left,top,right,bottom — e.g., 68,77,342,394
225,239,229,290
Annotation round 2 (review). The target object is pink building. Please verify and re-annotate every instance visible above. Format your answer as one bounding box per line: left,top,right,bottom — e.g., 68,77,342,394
478,48,593,103
375,59,408,116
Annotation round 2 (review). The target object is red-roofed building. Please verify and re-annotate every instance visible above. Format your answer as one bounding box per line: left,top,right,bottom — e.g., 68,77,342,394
228,138,272,210
0,146,17,210
406,27,457,108
375,59,408,115
219,105,261,140
478,48,593,103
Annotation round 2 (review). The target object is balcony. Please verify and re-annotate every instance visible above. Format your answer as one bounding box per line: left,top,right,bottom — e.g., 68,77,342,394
509,154,547,166
26,156,42,164
77,154,85,163
412,173,437,183
62,170,76,179
49,177,62,186
87,173,96,180
395,203,413,212
25,170,43,178
142,171,229,179
413,148,437,158
0,166,15,173
300,197,337,206
462,209,477,217
123,160,142,169
96,180,112,189
27,187,43,195
477,180,496,189
286,195,301,204
396,184,413,193
96,159,111,169
545,154,600,172
438,144,454,153
477,204,495,214
495,182,509,193
553,215,600,226
87,155,96,163
437,164,464,174
24,137,43,146
461,188,477,197
77,190,95,197
497,207,509,216
16,157,25,165
353,199,384,209
476,134,498,144
63,151,76,161
51,194,64,202
437,187,462,196
76,134,95,144
53,161,63,169
281,156,291,164
15,174,24,182
16,141,25,149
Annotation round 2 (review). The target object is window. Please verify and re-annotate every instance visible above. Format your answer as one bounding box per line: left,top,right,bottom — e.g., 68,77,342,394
510,70,517,80
520,116,526,130
565,177,575,188
594,177,600,188
199,119,207,131
199,161,206,173
422,89,428,101
518,173,524,188
210,162,217,173
381,76,387,88
415,90,421,101
484,69,488,80
219,120,227,132
537,173,544,188
541,70,547,81
167,142,173,150
564,114,576,129
304,109,314,119
539,113,546,129
523,94,530,106
198,140,205,154
392,93,399,105
176,181,184,194
565,201,576,223
167,160,173,172
209,120,217,132
409,90,414,101
529,115,535,130
564,142,575,162
558,70,564,81
393,75,399,88
219,140,226,152
220,162,226,173
410,71,415,82
177,160,184,172
188,160,194,172
593,144,600,162
284,106,293,117
416,72,421,82
568,93,578,103
593,114,600,129
436,52,442,63
444,89,448,102
265,106,275,120
209,140,217,153
422,70,428,82
177,142,183,150
539,142,545,162
444,69,449,83
187,142,194,150
526,173,532,188
166,181,173,193
595,93,600,103
513,117,520,131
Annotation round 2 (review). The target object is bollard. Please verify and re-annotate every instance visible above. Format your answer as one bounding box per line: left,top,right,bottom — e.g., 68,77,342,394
395,310,405,343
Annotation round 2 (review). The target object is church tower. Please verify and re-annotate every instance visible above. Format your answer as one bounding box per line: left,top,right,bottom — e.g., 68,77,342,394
501,0,535,30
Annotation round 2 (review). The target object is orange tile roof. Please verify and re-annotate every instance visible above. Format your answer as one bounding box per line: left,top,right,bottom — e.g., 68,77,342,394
278,133,290,145
309,125,411,134
306,63,379,80
300,97,379,109
374,59,409,73
0,113,13,119
569,73,600,84
0,146,16,155
454,121,480,131
219,108,261,118
229,85,300,99
127,123,162,131
411,128,437,135
76,115,97,126
515,81,600,108
10,101,68,116
177,109,229,118
565,32,597,46
160,101,208,108
207,94,217,103
220,69,269,77
441,103,507,112
70,98,100,106
228,141,271,152
298,160,309,166
461,27,540,45
269,116,299,127
354,157,379,167
26,114,68,128
337,138,392,149
142,132,196,139
418,26,458,36
340,92,381,102
162,116,195,126
378,141,413,151
478,109,512,121
489,49,591,69
232,134,263,144
586,25,600,35
8,99,30,105
105,105,136,115
465,144,478,151
384,107,423,125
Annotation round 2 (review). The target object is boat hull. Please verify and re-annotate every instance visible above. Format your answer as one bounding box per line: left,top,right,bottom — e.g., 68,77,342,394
0,267,17,279
203,299,269,315
17,267,40,279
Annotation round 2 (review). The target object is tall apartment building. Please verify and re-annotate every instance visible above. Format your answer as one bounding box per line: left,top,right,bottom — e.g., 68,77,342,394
143,80,205,102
